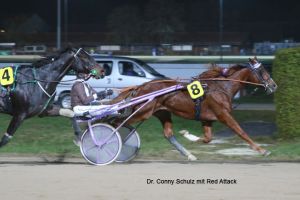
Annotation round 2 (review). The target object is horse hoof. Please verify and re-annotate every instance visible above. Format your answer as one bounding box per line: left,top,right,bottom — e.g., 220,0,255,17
73,139,81,147
0,134,12,147
188,154,197,161
179,130,189,135
262,150,271,157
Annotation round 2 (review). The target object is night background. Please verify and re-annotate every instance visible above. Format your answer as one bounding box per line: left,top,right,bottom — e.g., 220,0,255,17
0,0,299,54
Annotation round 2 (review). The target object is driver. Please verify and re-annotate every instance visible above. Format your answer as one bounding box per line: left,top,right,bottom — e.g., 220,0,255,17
71,71,113,145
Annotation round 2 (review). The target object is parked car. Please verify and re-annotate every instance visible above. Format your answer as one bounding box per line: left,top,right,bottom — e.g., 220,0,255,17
55,55,167,108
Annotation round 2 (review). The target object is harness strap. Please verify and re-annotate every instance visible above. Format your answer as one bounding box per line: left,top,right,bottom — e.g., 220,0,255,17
32,68,57,115
74,48,82,57
194,98,202,121
10,65,19,91
37,81,53,98
38,91,57,115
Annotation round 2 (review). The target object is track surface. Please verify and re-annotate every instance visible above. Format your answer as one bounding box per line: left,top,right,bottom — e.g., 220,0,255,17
0,157,299,200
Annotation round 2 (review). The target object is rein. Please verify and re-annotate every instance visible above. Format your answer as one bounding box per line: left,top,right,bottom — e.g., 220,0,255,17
119,78,264,95
144,78,264,87
198,78,265,87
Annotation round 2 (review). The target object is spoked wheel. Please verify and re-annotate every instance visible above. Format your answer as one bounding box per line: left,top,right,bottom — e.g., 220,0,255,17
80,123,122,166
115,125,141,163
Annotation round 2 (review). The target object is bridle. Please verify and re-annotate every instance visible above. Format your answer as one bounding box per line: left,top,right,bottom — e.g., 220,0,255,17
75,48,105,78
60,48,96,77
247,61,275,91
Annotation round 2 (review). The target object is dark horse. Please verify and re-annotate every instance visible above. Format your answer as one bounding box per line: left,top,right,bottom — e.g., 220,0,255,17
111,57,277,160
0,48,104,147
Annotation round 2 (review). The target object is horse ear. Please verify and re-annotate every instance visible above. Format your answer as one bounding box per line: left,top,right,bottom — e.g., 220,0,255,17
254,56,258,61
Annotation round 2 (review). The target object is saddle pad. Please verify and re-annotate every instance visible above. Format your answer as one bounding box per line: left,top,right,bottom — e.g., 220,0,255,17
0,66,15,86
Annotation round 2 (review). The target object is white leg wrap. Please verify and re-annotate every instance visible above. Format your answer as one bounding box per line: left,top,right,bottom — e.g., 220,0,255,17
188,154,197,161
59,109,75,118
167,136,197,161
179,130,201,142
5,133,13,139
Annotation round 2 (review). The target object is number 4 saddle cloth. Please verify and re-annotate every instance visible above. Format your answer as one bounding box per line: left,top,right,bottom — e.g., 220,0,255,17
0,66,15,86
0,66,16,96
0,66,16,112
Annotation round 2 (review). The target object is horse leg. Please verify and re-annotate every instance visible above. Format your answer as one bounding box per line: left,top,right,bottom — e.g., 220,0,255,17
71,117,82,146
154,110,197,161
0,114,26,147
39,105,74,118
202,121,213,143
216,110,270,155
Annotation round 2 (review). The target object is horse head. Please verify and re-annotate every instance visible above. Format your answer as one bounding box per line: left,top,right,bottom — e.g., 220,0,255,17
248,57,277,94
71,48,105,79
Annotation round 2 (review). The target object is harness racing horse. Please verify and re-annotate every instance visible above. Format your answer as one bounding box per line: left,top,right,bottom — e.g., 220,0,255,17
0,48,104,147
111,57,277,160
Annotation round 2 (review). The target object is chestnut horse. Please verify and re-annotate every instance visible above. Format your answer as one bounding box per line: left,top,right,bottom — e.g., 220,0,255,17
111,57,277,160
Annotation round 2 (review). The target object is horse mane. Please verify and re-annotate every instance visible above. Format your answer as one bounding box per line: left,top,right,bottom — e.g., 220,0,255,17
199,64,223,78
195,64,246,79
32,47,73,68
226,64,246,76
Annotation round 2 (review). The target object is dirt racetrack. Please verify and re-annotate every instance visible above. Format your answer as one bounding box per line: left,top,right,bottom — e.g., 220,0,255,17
0,157,299,200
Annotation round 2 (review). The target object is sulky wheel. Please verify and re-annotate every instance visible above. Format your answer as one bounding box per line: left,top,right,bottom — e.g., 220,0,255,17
80,123,122,166
115,125,141,163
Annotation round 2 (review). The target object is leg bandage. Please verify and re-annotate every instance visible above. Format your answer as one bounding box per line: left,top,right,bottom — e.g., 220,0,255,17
59,109,75,118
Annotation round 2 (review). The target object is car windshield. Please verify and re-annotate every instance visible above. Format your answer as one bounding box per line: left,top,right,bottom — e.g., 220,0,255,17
135,60,165,77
